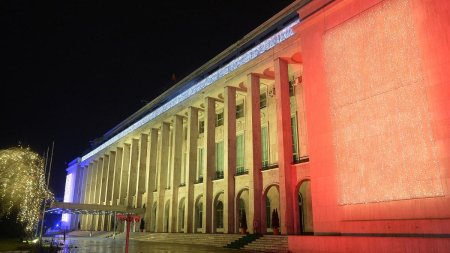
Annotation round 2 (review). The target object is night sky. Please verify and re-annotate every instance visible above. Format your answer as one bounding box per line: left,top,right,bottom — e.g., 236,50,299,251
1,0,295,198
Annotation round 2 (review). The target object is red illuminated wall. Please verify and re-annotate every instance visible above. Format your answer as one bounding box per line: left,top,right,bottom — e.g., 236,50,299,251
293,0,450,242
323,0,443,205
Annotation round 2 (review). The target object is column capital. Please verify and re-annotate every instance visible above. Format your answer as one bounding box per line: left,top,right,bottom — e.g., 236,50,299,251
274,57,289,64
205,96,224,103
188,106,204,112
247,72,274,80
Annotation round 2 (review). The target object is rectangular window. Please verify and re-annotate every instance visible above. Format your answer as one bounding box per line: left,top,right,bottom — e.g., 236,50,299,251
197,148,204,180
291,115,299,162
260,93,267,109
181,152,186,185
215,141,224,178
236,103,244,118
261,126,269,168
216,112,224,127
236,134,245,173
199,120,204,134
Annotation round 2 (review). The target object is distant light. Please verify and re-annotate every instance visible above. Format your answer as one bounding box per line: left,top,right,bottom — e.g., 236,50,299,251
62,173,74,222
81,18,300,162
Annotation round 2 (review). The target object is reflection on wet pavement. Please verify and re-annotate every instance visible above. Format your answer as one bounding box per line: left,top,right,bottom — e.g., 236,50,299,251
57,237,254,253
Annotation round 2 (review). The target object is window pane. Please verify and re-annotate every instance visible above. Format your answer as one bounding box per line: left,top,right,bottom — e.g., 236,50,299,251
291,116,299,162
261,126,269,167
198,148,203,179
215,141,224,174
236,134,244,173
236,103,244,118
260,93,267,109
199,121,204,133
216,112,224,126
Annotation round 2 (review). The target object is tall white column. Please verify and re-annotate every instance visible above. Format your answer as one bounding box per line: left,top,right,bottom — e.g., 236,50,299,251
127,139,139,208
106,152,115,205
274,58,295,234
136,134,148,208
119,144,131,206
203,97,216,233
94,158,103,230
156,122,170,232
245,73,263,234
100,155,109,205
78,166,88,230
99,155,109,230
145,128,158,231
80,165,89,230
93,159,102,205
184,107,198,233
111,147,123,206
87,161,96,231
105,151,115,231
169,115,183,232
223,86,237,233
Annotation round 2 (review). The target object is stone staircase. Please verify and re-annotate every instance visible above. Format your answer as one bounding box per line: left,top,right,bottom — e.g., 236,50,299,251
130,232,244,248
243,235,289,253
225,233,262,249
128,232,289,252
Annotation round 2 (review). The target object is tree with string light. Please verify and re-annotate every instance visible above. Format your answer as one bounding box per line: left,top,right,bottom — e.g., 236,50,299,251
0,147,53,238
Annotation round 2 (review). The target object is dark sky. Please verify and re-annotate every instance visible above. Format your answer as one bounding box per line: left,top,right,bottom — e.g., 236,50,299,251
0,0,295,198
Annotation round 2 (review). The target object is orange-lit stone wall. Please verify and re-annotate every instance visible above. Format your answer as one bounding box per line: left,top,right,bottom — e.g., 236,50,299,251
293,0,450,244
323,0,444,205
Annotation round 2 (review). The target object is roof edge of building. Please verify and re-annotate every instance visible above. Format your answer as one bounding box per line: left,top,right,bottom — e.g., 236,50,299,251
82,0,310,158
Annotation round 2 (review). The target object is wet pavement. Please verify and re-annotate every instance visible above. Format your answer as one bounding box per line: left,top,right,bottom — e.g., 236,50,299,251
55,237,254,253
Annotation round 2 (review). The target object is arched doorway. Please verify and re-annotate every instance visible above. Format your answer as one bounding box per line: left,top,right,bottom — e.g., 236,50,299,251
151,202,157,232
263,185,280,234
298,180,313,234
235,189,249,233
164,200,170,232
194,195,203,233
178,198,185,232
213,192,224,233
215,202,224,232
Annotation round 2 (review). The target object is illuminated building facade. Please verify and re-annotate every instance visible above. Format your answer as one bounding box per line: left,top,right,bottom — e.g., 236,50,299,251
64,0,450,251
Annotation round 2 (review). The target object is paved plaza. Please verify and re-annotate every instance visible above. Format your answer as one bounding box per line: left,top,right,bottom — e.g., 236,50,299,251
54,236,254,253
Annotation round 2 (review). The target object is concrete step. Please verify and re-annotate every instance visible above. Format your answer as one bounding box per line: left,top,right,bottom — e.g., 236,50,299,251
129,232,289,252
243,235,289,253
130,232,244,248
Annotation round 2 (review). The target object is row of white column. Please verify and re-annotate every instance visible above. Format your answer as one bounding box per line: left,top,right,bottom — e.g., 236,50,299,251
76,57,307,234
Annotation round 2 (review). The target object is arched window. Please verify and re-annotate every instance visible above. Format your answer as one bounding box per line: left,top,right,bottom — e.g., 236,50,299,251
216,201,224,229
179,201,185,231
197,201,203,229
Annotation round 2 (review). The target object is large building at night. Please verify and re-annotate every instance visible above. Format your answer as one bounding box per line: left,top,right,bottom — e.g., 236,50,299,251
62,0,450,252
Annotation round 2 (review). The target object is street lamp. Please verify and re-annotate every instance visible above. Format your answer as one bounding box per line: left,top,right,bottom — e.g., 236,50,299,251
116,213,140,253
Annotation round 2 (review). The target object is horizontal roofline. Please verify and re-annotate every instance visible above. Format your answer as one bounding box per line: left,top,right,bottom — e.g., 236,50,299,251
81,0,310,162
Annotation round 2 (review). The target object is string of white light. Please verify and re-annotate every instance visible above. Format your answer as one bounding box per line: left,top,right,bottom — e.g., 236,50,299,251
82,19,300,162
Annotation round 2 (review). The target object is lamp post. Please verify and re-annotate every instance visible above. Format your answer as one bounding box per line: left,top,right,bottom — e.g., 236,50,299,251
116,213,140,253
